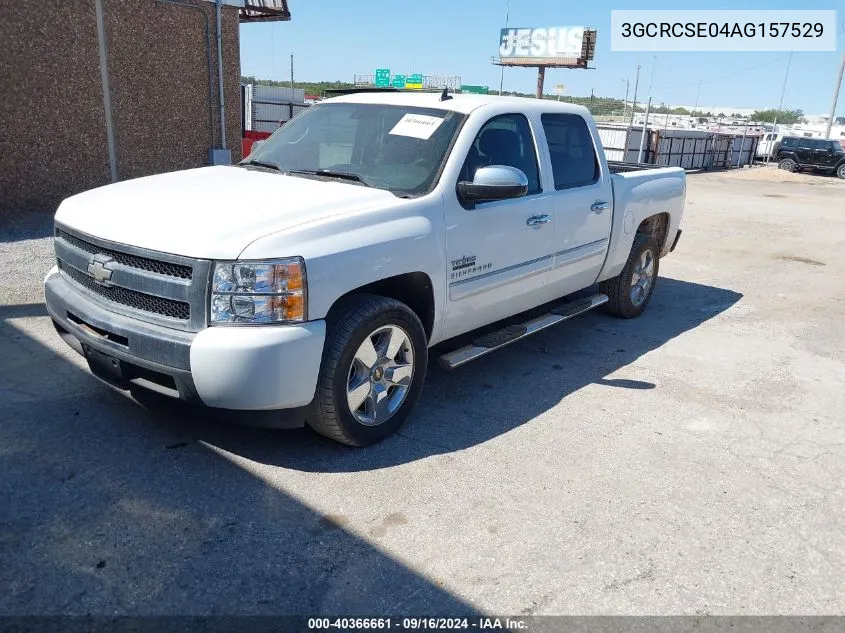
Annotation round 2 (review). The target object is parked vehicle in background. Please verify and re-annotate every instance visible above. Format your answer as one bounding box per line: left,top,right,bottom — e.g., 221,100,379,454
45,93,686,446
777,137,845,178
755,131,783,160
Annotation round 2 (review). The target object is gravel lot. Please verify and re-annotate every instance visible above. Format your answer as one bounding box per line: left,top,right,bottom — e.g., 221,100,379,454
1,166,843,616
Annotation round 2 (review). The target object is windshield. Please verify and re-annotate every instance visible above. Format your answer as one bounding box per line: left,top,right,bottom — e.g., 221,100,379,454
244,102,466,197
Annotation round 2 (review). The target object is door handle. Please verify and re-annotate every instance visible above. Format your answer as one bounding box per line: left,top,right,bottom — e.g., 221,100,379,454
591,201,609,214
526,214,552,226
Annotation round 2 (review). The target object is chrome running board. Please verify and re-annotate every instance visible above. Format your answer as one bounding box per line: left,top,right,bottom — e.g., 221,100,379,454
438,293,608,370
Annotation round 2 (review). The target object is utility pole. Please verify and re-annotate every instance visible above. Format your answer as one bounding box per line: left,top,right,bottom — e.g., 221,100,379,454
622,79,630,121
766,51,793,164
628,68,641,127
648,56,656,98
824,50,845,139
289,54,295,122
637,97,653,163
498,0,511,95
626,66,641,162
738,120,749,168
635,58,656,164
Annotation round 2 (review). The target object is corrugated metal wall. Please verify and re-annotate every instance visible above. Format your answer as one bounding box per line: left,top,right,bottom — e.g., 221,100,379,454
596,125,759,170
247,84,308,133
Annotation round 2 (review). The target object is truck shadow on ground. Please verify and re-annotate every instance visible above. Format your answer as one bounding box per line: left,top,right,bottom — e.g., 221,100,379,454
0,274,740,614
0,310,478,615
130,276,743,472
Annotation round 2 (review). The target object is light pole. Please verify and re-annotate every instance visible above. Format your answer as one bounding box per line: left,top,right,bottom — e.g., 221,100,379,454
498,0,511,95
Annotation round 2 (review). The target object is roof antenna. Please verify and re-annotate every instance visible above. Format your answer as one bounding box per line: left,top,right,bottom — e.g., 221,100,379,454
440,87,452,101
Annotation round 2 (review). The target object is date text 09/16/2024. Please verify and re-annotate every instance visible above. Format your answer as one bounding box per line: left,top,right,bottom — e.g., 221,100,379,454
307,617,528,630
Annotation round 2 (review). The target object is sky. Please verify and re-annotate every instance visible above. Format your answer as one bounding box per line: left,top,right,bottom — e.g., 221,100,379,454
239,0,844,115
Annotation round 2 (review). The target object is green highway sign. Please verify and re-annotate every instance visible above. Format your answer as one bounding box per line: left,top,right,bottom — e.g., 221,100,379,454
392,74,406,88
461,85,489,94
405,74,423,90
375,68,391,88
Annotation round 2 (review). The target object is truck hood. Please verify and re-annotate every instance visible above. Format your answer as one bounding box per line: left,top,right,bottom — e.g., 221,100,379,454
55,166,399,259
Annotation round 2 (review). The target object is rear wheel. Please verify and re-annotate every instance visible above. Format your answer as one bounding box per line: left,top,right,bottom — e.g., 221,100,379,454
837,164,845,179
599,233,660,319
778,158,797,172
307,294,428,446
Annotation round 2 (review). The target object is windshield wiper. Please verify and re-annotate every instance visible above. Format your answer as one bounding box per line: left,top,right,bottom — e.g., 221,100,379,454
287,169,371,187
240,159,282,171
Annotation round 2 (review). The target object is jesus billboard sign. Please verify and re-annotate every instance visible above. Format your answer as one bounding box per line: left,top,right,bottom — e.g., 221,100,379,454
499,26,587,59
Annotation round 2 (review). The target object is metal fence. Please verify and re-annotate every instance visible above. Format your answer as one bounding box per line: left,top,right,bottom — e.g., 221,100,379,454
548,92,761,169
595,123,759,170
242,83,308,134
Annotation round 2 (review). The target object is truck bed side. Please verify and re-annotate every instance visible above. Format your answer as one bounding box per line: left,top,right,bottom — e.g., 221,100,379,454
597,167,686,283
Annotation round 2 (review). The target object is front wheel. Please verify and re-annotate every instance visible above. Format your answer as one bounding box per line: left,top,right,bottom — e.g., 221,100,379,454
599,233,660,319
837,164,845,179
308,294,428,446
779,158,797,172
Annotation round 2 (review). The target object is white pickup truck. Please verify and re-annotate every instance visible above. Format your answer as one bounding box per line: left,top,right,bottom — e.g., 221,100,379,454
44,92,685,446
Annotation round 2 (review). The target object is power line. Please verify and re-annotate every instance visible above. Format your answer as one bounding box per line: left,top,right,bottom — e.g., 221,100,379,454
654,54,791,91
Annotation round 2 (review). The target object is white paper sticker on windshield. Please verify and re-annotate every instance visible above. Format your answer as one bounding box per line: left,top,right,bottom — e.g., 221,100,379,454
389,114,445,140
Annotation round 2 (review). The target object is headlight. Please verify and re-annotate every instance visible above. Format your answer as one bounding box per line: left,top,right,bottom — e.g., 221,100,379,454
210,258,306,324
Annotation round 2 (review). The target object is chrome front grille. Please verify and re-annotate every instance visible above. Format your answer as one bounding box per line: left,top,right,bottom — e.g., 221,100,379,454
58,261,191,320
55,229,193,280
54,225,211,331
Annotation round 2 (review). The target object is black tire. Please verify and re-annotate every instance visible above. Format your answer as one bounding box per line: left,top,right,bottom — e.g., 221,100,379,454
599,233,660,319
837,164,845,179
307,294,428,446
778,158,797,172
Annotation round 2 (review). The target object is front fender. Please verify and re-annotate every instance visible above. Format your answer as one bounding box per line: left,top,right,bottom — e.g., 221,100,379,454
238,197,446,329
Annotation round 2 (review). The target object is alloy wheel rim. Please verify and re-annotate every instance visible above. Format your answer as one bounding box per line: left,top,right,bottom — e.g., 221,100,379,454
630,249,655,307
346,325,414,426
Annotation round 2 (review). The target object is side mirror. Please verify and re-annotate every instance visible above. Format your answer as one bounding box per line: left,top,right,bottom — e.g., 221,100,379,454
457,165,528,204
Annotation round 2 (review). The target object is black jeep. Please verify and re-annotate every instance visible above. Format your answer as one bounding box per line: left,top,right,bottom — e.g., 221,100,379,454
776,136,845,178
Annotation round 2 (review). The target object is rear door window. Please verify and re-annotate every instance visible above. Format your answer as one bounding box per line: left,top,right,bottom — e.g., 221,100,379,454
541,114,600,190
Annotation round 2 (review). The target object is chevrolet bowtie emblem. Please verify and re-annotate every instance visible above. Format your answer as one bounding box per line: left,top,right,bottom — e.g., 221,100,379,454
87,254,116,286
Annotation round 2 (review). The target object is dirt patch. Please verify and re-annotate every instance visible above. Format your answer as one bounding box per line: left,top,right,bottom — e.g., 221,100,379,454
722,165,840,185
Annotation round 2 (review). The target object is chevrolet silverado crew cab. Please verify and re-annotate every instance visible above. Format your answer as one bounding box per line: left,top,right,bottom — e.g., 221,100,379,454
45,92,685,446
776,136,845,178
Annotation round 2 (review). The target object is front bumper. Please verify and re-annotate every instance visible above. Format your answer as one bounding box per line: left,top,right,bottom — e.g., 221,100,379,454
44,267,326,412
